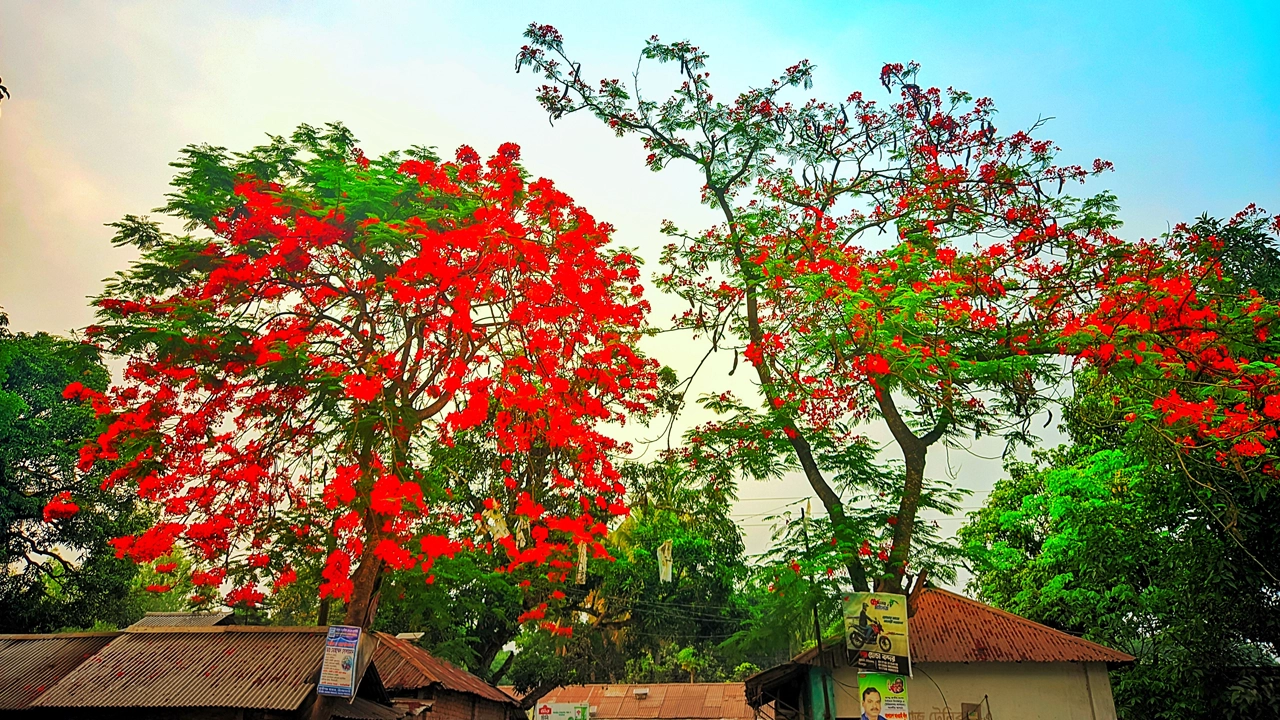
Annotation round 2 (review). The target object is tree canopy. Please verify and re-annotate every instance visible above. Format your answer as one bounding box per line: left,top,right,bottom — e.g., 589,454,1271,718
65,124,661,626
0,310,146,631
516,25,1280,596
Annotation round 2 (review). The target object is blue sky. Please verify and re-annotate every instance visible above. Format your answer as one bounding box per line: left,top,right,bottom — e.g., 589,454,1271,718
1,0,1277,564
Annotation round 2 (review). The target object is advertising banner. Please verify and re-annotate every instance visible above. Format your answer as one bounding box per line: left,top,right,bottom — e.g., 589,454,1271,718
317,625,362,697
536,703,591,720
843,592,910,675
857,673,908,720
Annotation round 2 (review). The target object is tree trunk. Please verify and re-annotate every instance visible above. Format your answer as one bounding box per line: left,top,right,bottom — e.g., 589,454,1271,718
882,445,927,594
874,390,946,595
783,423,871,592
718,190,870,593
343,509,384,627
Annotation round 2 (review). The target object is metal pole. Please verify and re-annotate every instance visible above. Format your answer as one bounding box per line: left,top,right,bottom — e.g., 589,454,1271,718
802,505,834,720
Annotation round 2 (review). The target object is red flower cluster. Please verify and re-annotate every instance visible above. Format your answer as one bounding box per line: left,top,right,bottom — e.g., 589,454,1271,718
72,134,659,615
42,491,79,522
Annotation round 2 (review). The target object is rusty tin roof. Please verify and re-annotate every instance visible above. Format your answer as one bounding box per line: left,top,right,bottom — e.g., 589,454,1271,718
32,626,331,710
0,633,120,710
536,684,757,720
904,587,1134,663
128,611,235,628
373,632,517,706
795,587,1134,665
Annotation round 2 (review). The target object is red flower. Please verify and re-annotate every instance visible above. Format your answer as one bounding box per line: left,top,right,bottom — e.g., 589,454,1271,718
42,492,79,522
343,373,383,403
864,354,890,375
370,476,422,516
273,567,298,591
226,584,266,608
373,539,416,570
191,568,226,587
1234,438,1266,457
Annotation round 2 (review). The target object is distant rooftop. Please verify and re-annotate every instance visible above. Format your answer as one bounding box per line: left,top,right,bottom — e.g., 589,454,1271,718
534,684,760,720
127,610,235,628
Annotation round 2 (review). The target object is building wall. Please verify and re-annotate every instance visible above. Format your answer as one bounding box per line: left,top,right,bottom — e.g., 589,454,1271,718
830,662,1118,720
416,689,512,720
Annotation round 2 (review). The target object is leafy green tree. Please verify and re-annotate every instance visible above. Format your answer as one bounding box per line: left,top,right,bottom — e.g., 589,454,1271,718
961,446,1280,719
1181,210,1280,298
0,310,146,631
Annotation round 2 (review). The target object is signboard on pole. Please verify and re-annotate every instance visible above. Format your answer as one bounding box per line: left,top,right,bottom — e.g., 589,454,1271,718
857,673,908,720
317,625,362,697
843,592,910,675
536,703,590,720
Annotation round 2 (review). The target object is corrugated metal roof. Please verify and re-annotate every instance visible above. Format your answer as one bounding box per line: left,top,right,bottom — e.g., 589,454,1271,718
536,684,756,720
795,587,1134,664
334,696,409,719
32,626,330,709
128,611,235,628
907,588,1134,663
0,633,120,710
373,633,517,707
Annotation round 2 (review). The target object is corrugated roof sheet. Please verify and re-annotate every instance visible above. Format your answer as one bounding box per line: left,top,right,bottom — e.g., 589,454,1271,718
128,611,235,628
795,587,1134,664
0,633,120,710
32,626,330,710
335,696,409,719
536,684,755,720
373,633,517,706
907,588,1134,663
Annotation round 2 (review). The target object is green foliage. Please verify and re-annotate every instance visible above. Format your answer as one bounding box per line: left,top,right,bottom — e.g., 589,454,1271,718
679,390,966,588
375,441,767,693
1182,211,1280,299
962,443,1280,719
130,549,196,613
0,312,148,631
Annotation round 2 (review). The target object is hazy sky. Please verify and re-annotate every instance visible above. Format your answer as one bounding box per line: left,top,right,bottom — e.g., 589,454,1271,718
2,1,1277,573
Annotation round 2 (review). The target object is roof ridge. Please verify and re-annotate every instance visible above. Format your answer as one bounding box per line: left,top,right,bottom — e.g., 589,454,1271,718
0,632,122,639
373,632,443,685
920,588,1132,658
142,610,228,614
124,625,328,634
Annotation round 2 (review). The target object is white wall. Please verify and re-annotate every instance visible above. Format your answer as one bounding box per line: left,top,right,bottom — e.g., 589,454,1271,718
830,662,1118,720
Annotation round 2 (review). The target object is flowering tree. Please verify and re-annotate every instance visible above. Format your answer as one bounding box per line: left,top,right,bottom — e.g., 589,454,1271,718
517,26,1280,593
59,124,660,626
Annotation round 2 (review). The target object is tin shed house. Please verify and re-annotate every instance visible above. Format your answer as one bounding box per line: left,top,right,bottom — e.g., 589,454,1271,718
746,588,1133,720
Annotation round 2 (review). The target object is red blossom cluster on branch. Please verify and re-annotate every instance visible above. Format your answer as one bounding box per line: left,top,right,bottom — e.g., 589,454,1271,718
518,24,1280,592
51,126,659,624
